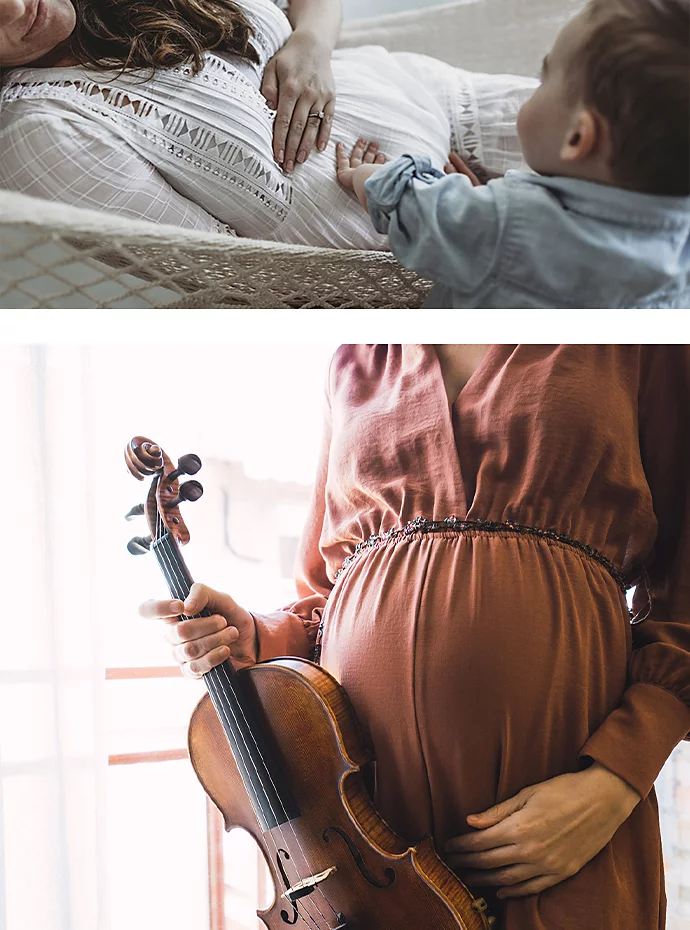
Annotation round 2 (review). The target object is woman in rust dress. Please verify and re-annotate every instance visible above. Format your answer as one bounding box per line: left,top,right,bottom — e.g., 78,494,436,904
143,345,690,929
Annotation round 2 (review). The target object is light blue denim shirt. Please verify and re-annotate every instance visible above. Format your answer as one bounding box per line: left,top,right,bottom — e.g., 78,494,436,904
364,155,690,309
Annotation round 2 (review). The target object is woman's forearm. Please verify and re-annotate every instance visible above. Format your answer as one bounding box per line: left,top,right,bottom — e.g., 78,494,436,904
286,0,342,52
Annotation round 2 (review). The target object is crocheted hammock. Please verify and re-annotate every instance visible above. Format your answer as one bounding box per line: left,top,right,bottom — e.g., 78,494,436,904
0,0,579,309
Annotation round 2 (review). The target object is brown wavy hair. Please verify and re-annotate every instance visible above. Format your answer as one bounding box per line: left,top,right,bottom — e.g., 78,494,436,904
69,0,259,76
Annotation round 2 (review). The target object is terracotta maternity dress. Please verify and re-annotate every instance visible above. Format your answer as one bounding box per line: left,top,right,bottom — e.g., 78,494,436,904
253,344,690,930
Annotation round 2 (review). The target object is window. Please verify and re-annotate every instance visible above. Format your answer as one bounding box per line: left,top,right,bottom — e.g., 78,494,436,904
1,344,336,930
102,345,336,930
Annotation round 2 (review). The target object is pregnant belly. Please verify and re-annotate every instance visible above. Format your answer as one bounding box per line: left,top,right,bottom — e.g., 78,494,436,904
319,531,631,844
274,46,453,250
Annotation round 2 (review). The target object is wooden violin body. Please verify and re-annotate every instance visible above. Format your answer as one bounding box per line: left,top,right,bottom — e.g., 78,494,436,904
189,657,496,930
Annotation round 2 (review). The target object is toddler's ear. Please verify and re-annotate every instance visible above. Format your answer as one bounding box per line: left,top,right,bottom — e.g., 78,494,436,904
560,108,601,162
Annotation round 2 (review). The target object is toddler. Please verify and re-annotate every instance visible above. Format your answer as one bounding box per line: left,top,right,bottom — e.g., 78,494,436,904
336,0,690,309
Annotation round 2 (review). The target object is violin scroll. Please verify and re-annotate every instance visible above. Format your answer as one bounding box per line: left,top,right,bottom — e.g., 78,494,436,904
124,436,203,551
125,436,164,480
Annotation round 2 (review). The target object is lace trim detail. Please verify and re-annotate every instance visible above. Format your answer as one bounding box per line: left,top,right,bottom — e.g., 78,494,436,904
2,53,269,109
333,516,632,592
447,73,485,179
2,61,293,224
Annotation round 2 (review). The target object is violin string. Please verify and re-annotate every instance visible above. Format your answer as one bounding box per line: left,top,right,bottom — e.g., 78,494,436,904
153,494,335,929
142,449,339,927
203,674,329,930
152,505,318,929
156,539,329,930
215,659,341,925
153,477,341,929
155,543,331,930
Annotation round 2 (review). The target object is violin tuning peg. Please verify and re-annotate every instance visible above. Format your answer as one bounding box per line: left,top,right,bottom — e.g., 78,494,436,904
124,503,146,521
127,535,152,555
181,479,203,502
167,480,203,508
165,454,202,483
179,453,202,475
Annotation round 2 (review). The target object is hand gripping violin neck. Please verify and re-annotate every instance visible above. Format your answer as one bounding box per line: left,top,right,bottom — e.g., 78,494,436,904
125,436,497,930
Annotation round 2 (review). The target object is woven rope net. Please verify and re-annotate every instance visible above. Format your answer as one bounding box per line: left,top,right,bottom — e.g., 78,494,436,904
0,191,432,309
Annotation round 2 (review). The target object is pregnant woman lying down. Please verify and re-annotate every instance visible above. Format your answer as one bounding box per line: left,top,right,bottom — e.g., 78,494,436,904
0,0,536,249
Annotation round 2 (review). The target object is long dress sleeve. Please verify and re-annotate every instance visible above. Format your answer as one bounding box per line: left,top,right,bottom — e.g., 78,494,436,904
253,389,333,661
579,345,690,800
0,111,235,235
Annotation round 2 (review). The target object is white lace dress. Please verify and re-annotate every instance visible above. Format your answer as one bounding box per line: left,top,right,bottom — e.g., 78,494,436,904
0,0,537,249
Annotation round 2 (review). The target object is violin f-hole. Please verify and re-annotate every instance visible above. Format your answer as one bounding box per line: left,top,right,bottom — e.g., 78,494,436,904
322,827,396,888
276,849,299,924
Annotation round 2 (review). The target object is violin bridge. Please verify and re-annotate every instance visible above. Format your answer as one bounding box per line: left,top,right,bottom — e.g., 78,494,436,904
283,866,337,903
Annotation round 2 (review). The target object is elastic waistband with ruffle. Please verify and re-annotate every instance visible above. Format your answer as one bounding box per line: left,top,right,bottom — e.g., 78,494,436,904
334,515,630,593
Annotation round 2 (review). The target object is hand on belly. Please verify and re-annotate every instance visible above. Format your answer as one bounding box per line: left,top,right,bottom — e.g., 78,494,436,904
444,762,642,899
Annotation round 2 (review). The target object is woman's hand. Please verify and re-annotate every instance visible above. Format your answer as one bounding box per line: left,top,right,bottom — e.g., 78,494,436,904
262,31,336,173
444,152,483,185
445,763,642,899
139,582,258,677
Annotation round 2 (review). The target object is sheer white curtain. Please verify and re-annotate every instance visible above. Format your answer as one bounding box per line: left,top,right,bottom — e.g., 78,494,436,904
0,342,336,930
0,346,108,930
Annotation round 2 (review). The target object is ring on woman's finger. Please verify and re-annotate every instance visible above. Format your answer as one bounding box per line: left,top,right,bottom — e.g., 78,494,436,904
308,110,325,120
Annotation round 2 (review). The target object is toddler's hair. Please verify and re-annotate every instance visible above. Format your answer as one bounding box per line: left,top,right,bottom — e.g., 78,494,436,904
568,0,689,195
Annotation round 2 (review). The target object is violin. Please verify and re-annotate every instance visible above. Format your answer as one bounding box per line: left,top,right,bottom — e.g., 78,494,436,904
125,436,497,930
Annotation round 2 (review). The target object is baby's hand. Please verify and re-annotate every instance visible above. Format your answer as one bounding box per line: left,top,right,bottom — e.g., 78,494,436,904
444,152,483,186
336,139,387,190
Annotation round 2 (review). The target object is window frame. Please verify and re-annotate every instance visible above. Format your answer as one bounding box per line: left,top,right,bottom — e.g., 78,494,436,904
106,664,228,930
